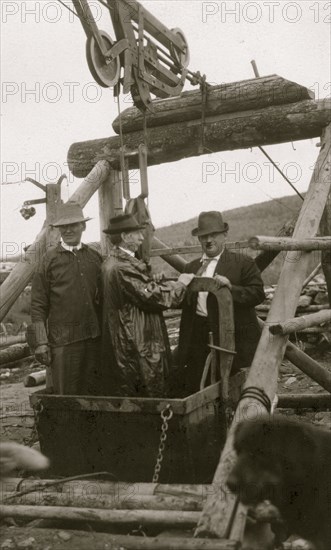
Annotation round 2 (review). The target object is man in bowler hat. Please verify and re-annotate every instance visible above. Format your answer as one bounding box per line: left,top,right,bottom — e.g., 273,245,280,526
177,211,265,395
28,202,102,395
102,213,194,397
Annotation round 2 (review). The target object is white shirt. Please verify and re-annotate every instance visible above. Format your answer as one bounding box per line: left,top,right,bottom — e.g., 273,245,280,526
60,240,82,253
196,251,223,317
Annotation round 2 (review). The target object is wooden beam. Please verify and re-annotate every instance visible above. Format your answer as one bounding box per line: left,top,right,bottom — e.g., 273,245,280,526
320,185,331,304
151,237,187,272
112,75,314,134
269,310,331,335
278,392,331,409
249,236,331,251
68,99,331,177
0,160,111,322
0,505,200,527
98,169,123,255
150,241,249,257
196,123,331,539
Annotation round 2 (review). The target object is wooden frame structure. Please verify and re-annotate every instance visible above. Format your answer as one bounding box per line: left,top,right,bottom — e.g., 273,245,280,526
0,73,330,548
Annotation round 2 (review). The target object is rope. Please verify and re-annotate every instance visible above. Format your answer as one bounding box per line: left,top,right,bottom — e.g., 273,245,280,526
258,146,304,201
239,386,272,412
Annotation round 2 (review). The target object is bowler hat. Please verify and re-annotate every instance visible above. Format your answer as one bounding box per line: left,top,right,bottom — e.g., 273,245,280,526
51,202,92,227
103,213,146,235
191,211,229,237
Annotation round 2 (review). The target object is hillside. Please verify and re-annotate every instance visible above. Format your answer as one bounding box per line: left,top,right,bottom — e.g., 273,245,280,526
154,193,322,285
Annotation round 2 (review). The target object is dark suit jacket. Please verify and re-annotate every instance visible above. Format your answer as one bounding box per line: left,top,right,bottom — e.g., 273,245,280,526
177,250,265,371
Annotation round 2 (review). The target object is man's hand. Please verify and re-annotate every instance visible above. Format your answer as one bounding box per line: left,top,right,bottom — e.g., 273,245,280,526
35,344,51,366
178,273,195,287
213,274,232,290
152,271,166,283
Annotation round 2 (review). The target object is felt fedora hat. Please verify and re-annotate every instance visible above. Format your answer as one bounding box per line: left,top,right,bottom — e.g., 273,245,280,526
51,202,92,227
103,213,146,235
192,211,229,237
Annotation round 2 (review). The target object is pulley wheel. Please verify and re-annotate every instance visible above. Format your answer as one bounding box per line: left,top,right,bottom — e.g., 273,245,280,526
86,30,120,88
170,28,190,69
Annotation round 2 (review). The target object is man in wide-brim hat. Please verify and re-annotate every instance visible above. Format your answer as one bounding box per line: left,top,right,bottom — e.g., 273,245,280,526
28,202,102,395
177,211,265,395
102,213,194,397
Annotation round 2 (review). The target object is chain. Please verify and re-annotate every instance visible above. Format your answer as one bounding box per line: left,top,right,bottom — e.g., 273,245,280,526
152,404,173,483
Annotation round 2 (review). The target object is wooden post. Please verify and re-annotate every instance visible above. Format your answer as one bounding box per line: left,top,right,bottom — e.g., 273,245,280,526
320,186,331,303
45,183,62,248
196,123,331,539
0,160,111,322
98,169,123,255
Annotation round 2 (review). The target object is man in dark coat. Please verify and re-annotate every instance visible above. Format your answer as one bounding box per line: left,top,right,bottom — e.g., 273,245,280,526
28,202,102,395
177,211,265,395
102,213,194,398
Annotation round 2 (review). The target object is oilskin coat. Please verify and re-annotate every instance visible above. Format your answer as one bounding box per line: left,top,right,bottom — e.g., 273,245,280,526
102,249,187,397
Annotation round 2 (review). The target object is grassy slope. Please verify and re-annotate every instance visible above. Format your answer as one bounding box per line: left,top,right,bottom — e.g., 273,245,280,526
154,193,321,285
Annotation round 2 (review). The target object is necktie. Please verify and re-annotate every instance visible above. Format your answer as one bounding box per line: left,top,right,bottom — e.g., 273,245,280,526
72,247,78,255
196,258,213,276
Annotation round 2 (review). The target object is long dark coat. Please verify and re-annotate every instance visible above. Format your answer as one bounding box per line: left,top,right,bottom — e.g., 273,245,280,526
102,249,187,397
177,250,265,372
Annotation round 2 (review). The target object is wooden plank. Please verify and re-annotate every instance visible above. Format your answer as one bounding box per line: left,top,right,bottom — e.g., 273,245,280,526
0,528,238,550
112,75,314,134
68,99,331,177
269,310,331,335
0,160,111,322
196,123,331,539
249,236,331,251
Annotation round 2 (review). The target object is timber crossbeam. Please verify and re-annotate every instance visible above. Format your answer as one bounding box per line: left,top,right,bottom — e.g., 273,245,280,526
68,98,331,177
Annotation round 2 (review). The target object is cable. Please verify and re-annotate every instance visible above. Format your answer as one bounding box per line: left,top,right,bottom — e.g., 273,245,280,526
56,0,80,18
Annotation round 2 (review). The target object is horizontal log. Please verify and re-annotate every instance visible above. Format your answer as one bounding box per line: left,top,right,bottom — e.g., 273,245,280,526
2,479,211,499
1,491,204,511
68,99,331,177
112,75,314,134
0,333,26,348
0,505,200,527
249,236,331,251
150,241,249,257
0,343,30,366
0,528,237,550
269,310,331,335
24,370,46,387
277,393,331,409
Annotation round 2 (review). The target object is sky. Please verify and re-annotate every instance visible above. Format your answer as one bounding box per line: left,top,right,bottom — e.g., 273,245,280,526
1,0,330,257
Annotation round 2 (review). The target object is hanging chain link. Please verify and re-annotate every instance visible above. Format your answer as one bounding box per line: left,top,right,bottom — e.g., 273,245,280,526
152,404,173,483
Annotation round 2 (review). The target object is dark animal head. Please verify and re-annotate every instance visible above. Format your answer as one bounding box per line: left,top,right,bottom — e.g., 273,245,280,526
227,416,318,508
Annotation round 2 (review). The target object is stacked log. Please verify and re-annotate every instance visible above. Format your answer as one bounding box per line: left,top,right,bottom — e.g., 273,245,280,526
256,275,330,343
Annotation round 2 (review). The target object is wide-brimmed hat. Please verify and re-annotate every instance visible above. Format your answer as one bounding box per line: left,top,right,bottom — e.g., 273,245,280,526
51,202,92,227
103,213,146,235
192,211,229,237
